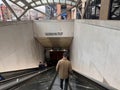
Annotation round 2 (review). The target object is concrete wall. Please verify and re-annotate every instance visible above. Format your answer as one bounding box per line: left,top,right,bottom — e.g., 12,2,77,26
70,20,120,89
33,20,74,38
0,21,44,72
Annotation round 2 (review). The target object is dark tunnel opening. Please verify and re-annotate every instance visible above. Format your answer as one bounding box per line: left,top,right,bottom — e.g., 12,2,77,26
45,48,69,67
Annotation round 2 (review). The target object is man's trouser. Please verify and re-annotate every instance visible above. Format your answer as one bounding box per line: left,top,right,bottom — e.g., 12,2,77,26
60,78,69,90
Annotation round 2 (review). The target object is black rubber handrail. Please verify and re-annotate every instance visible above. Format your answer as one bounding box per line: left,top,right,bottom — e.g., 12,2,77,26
69,81,72,90
72,70,117,90
48,72,58,90
0,70,38,83
0,67,54,90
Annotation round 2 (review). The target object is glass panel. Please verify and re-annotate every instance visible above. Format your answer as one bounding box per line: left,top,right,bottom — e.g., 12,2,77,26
60,0,65,3
71,2,76,6
24,6,28,9
48,0,53,3
31,3,36,7
66,1,71,5
42,0,47,3
26,0,32,3
17,1,25,7
54,0,59,3
36,1,41,5
11,0,16,2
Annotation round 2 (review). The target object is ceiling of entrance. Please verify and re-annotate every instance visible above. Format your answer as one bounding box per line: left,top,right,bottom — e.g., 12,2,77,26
36,37,73,48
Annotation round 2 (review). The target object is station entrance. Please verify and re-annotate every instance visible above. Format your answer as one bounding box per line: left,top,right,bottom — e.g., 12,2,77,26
45,48,69,67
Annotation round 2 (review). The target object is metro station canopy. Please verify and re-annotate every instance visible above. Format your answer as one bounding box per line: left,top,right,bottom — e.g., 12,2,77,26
8,0,77,9
2,0,81,20
1,0,120,21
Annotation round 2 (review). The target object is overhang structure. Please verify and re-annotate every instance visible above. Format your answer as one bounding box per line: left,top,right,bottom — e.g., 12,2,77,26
2,0,82,20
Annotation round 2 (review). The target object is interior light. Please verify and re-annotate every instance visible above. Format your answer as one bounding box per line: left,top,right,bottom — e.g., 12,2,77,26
49,49,53,52
63,49,67,51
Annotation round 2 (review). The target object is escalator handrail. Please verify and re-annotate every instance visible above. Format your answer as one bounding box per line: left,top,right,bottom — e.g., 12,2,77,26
0,67,54,90
72,70,117,90
0,70,38,83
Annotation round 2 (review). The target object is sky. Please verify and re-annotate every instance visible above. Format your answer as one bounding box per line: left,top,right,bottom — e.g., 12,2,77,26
0,0,2,4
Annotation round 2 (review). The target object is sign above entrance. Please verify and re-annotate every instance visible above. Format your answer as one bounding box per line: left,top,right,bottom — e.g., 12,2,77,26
45,32,63,36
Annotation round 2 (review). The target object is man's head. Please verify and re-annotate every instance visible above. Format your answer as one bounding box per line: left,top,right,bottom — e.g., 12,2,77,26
63,52,68,58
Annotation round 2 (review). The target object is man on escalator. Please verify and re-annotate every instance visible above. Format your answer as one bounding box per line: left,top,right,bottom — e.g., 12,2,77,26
56,52,72,90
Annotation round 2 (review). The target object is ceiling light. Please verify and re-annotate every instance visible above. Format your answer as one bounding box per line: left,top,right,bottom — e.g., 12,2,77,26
49,49,53,52
63,49,67,51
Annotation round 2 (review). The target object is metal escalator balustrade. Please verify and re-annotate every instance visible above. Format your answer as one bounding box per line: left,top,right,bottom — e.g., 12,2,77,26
0,67,54,90
8,67,56,90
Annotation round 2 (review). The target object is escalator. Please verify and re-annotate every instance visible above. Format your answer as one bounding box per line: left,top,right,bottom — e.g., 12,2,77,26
0,68,116,90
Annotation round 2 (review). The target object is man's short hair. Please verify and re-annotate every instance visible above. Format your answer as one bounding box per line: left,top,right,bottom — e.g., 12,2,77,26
63,52,68,57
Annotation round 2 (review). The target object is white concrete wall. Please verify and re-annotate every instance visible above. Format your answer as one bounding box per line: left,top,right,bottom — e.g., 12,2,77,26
33,20,74,38
70,20,120,89
0,21,44,72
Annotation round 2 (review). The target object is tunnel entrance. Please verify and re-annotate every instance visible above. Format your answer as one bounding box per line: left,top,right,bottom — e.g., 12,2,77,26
45,48,69,67
50,51,63,66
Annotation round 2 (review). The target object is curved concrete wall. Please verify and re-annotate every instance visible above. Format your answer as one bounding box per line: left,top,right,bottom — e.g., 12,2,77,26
70,20,120,89
0,21,44,72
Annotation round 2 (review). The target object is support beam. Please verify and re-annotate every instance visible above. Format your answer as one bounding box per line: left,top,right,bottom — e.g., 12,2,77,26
82,0,90,19
56,4,61,20
9,0,25,10
18,8,29,20
77,8,82,17
22,0,49,17
81,0,86,19
99,0,111,20
71,7,77,19
39,0,43,4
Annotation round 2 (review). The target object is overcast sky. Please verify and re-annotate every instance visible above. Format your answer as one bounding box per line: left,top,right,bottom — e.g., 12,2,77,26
0,0,2,4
